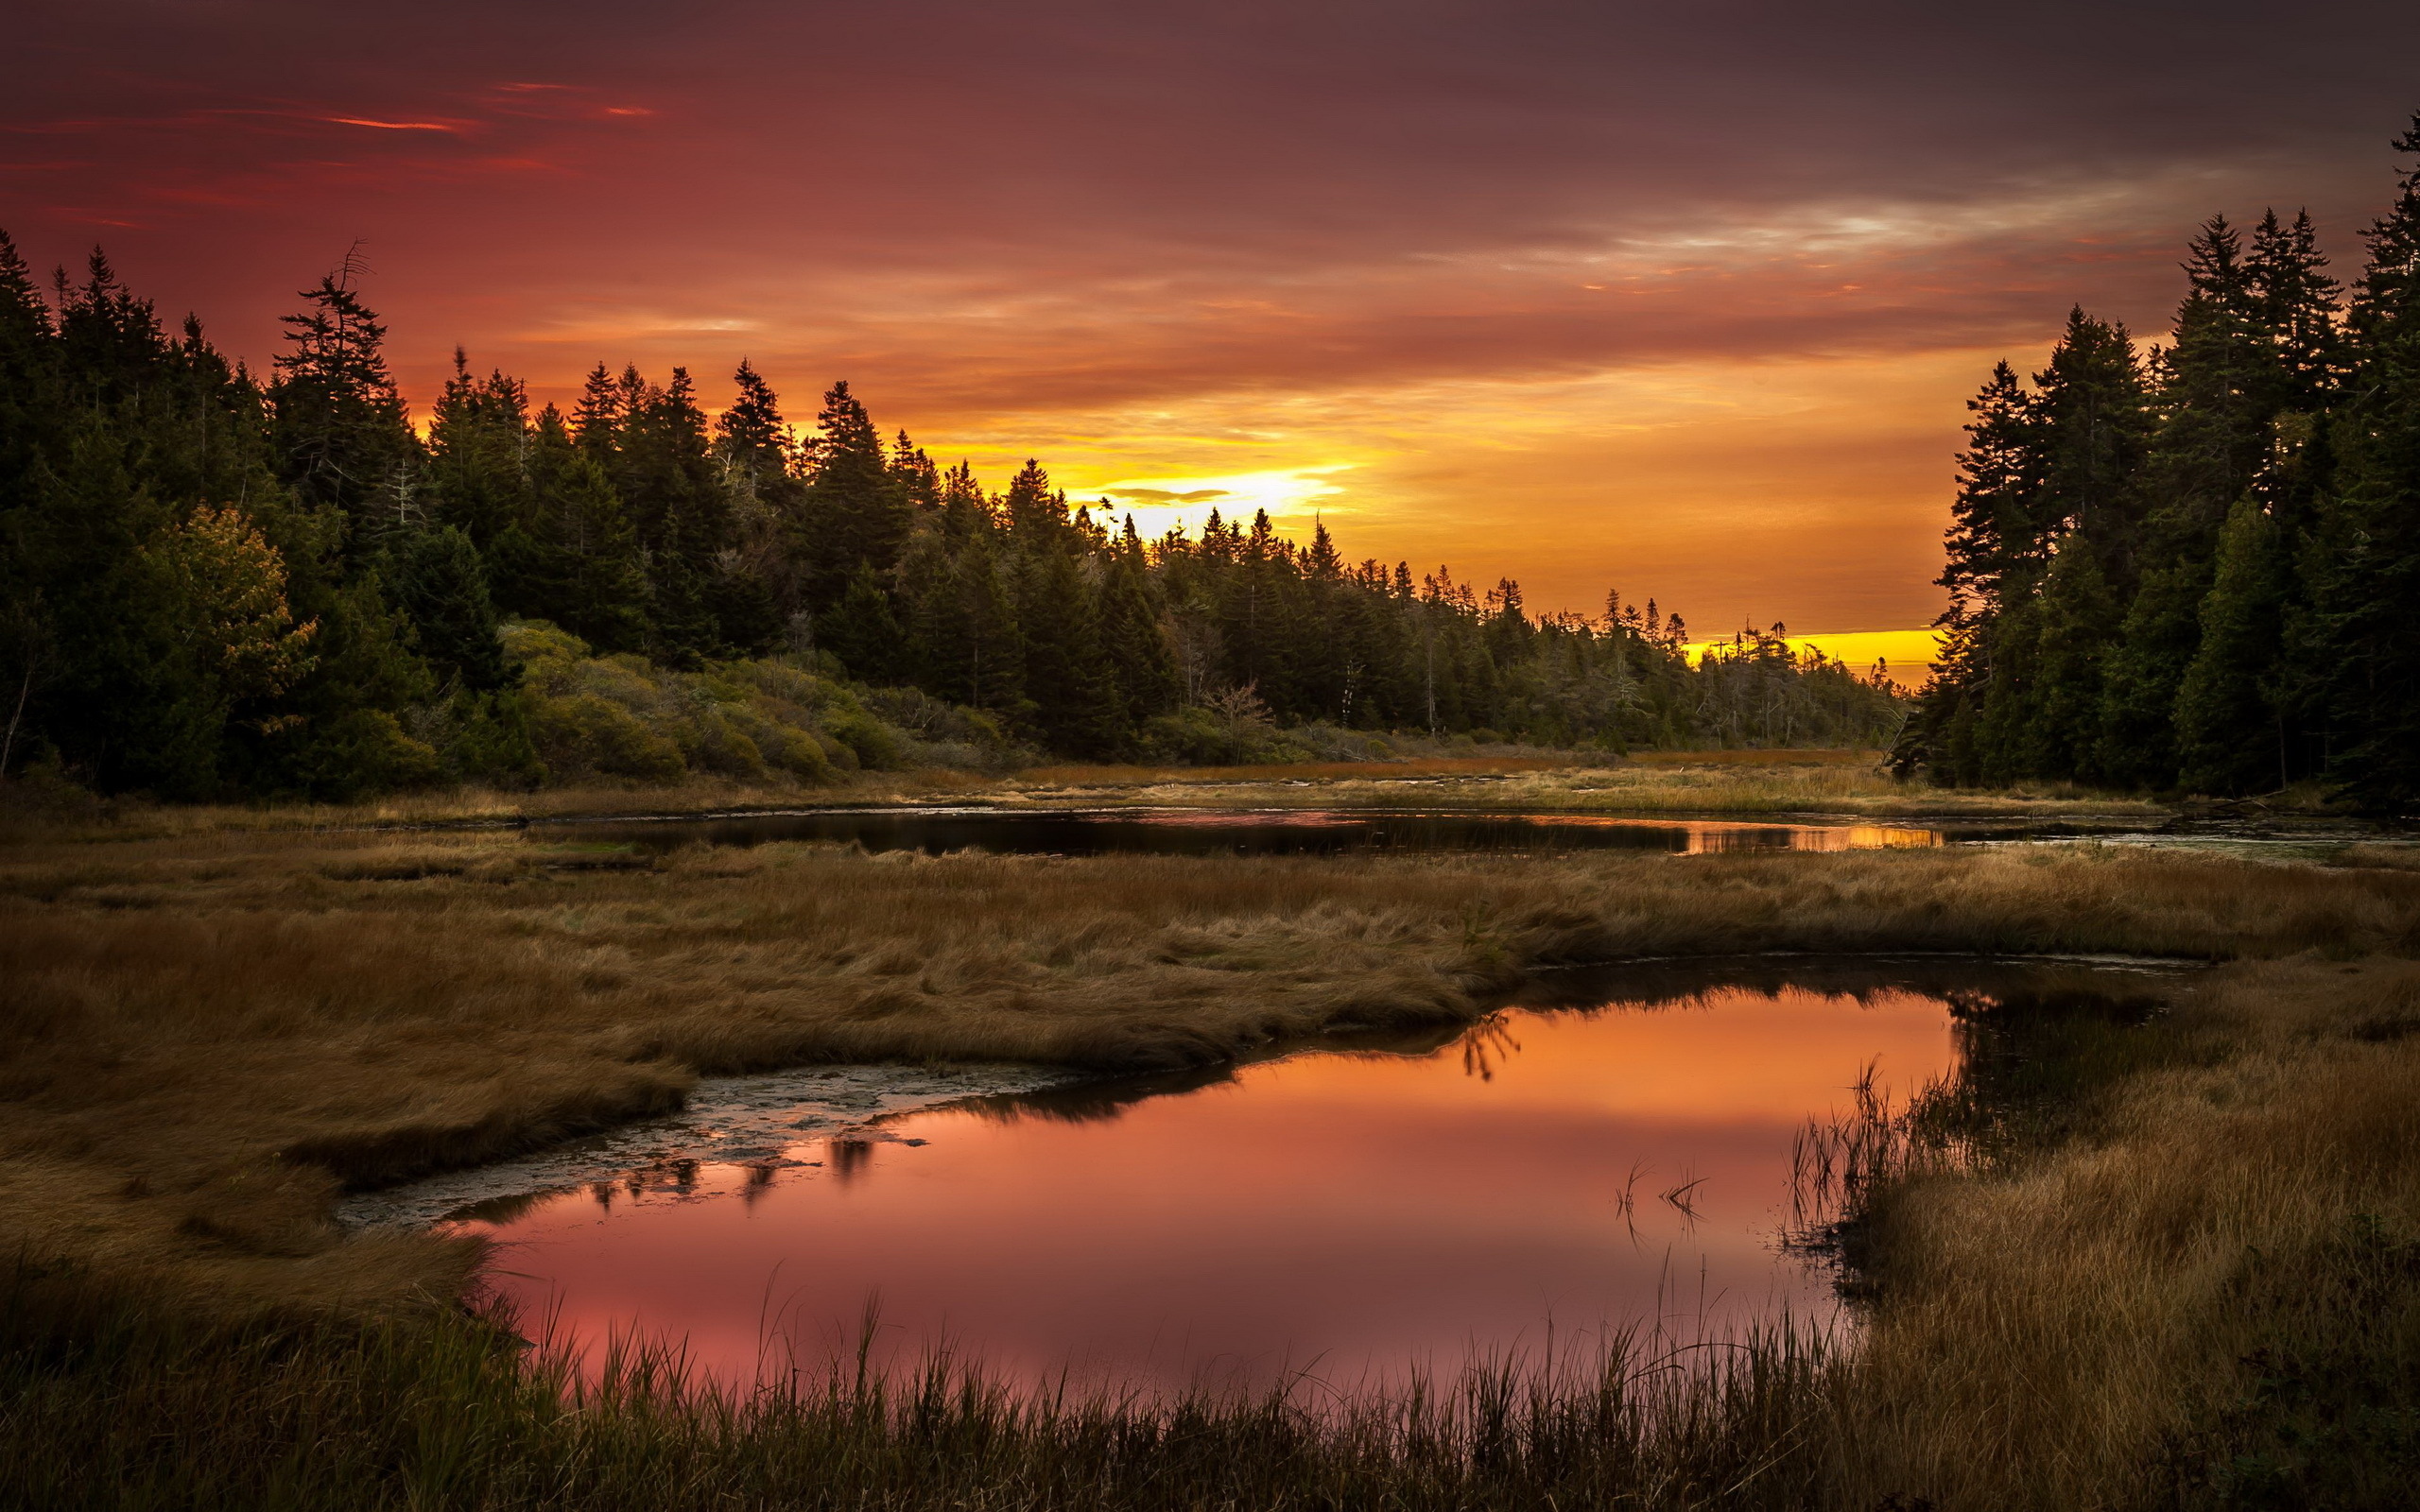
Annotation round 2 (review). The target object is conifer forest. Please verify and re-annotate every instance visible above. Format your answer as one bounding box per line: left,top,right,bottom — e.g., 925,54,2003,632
1893,119,2420,813
0,243,1901,802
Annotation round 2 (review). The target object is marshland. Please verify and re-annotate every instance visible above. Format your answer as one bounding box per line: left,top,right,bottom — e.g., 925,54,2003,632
9,57,2420,1511
5,755,2420,1509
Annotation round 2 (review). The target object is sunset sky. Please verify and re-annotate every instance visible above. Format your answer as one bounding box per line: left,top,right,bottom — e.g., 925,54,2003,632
9,2,2418,658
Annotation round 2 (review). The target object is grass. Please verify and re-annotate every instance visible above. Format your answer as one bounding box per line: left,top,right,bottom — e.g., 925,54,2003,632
7,952,2418,1509
0,750,2173,845
5,798,2417,1506
1838,956,2420,1506
982,752,2168,818
4,827,2416,1310
3,1264,1850,1512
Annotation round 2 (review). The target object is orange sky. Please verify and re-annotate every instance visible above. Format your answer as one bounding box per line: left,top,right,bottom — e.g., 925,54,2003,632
9,2,2415,641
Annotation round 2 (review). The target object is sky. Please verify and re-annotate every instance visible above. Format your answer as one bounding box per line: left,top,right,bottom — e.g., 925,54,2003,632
9,2,2419,657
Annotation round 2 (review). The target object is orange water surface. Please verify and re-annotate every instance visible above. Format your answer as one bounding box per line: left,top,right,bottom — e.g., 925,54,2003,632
461,976,1980,1391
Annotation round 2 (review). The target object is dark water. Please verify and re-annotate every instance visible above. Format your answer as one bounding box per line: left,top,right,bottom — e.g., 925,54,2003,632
541,806,1955,857
457,958,2173,1392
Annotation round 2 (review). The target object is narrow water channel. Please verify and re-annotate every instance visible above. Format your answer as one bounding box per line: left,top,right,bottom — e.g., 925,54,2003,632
454,958,2173,1393
542,806,1955,856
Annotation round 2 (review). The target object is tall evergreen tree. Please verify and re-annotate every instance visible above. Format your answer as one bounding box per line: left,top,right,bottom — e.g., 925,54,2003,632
1016,541,1119,754
493,409,651,652
424,351,533,547
268,255,419,541
797,381,910,611
1098,519,1179,732
2320,112,2420,811
1975,309,2150,782
2174,497,2290,794
2100,219,2269,786
377,525,512,694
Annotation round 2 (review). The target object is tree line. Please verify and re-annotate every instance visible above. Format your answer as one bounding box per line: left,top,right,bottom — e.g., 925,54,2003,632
0,239,1902,799
1894,114,2420,813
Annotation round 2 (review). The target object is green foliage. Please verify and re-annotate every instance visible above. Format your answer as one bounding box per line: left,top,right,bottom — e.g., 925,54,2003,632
2175,499,2290,794
507,624,1009,785
376,525,511,693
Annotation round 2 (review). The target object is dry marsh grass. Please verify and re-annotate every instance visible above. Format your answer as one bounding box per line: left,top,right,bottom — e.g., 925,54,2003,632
1828,956,2420,1507
997,755,2164,818
0,751,2169,846
7,952,2417,1508
2,828,2414,1314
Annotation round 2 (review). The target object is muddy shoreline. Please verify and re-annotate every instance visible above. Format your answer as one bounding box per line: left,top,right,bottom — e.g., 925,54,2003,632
337,1061,1083,1229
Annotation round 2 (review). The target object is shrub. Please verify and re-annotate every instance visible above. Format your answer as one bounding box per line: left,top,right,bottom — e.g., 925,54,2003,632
527,694,685,782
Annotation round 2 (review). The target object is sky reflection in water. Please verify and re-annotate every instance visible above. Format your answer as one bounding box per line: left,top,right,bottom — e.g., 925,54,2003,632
545,807,1947,858
459,971,2004,1392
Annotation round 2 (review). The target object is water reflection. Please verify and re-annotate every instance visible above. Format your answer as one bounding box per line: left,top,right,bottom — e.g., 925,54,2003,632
457,958,2176,1394
543,806,1949,858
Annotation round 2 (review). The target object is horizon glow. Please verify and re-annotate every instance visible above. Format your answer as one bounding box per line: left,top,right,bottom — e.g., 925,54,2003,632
9,2,2413,637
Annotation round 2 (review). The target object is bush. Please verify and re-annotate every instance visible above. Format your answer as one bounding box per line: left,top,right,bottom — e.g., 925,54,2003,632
491,621,1016,789
285,710,443,800
527,694,685,782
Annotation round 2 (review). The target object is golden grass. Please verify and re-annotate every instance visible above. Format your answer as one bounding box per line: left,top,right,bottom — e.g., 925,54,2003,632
1827,955,2420,1506
0,771,999,845
987,761,2163,818
0,752,2169,846
1011,755,1587,785
7,818,2420,1506
3,826,2414,1315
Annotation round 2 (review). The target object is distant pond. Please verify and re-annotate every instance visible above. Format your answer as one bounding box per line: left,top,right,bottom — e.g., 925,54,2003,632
449,957,2181,1393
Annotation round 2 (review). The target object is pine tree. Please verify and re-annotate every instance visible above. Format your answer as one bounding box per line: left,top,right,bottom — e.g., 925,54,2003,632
495,409,651,651
2033,306,2154,577
1894,361,2042,781
2249,209,2343,409
1000,459,1064,539
572,362,622,456
1969,309,2149,781
0,231,59,775
716,360,793,480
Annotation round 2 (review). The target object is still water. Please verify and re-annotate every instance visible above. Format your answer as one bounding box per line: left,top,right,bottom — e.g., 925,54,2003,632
457,960,2165,1392
541,806,1951,857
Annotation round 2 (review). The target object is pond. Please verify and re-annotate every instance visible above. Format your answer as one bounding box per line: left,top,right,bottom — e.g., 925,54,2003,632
538,806,1960,856
449,957,2175,1394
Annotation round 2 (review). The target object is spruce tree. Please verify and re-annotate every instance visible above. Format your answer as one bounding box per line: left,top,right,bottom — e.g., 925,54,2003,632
424,351,533,548
797,382,910,610
2174,497,2290,794
572,362,623,456
268,257,420,542
1895,361,2041,781
2100,220,2268,787
1000,460,1064,540
1017,541,1119,754
1098,520,1179,732
498,408,651,652
2321,112,2420,811
1973,309,2150,781
821,560,906,682
377,525,512,693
